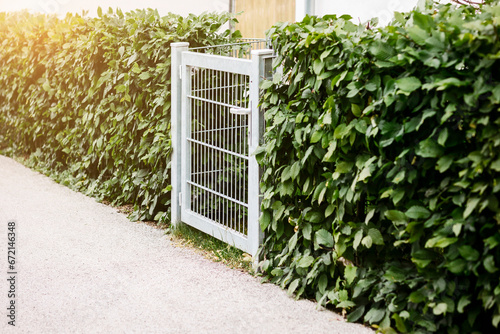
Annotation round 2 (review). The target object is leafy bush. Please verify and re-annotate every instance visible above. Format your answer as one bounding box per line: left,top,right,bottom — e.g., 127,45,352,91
0,9,239,222
257,1,500,332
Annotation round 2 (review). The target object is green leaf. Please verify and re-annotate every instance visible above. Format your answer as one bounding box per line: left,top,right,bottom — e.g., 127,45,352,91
384,266,407,282
297,255,315,268
302,223,312,240
334,124,347,139
423,77,468,91
357,166,372,182
457,295,471,313
260,80,273,89
484,255,498,273
438,128,448,146
347,306,365,322
305,211,323,223
271,268,284,277
464,197,481,218
433,302,448,315
393,313,408,333
115,84,127,93
365,307,385,324
437,155,454,173
353,230,363,250
369,41,395,60
310,130,323,143
260,210,271,231
325,204,335,218
458,245,480,261
336,161,354,174
416,138,444,158
288,278,300,295
290,161,301,180
446,259,466,274
313,59,324,75
367,228,384,245
426,236,458,248
409,290,425,303
392,170,405,184
42,81,51,92
318,274,328,293
365,208,375,225
493,314,500,328
491,159,500,172
385,210,408,225
405,206,431,220
344,264,357,285
396,76,422,93
413,11,434,30
351,104,362,117
362,236,373,249
288,232,298,251
281,166,291,181
315,229,334,248
407,25,428,46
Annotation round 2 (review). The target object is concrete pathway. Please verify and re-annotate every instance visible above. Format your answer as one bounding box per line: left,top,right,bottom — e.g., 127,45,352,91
0,155,373,334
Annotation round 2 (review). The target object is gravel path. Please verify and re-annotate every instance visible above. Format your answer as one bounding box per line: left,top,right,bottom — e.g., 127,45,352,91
0,155,373,334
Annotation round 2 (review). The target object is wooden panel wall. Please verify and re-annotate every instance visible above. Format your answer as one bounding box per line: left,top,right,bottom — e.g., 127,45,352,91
234,0,295,38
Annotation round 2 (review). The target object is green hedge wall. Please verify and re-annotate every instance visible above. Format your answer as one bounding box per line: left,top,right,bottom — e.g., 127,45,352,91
0,9,239,221
257,1,500,333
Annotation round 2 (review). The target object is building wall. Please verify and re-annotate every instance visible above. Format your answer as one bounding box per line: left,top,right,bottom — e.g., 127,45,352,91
235,0,295,38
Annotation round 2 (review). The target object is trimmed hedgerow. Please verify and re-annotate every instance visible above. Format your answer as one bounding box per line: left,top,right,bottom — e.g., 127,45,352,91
257,1,500,332
0,9,239,222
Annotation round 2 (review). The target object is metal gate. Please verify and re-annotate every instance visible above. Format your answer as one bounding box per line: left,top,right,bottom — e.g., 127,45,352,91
171,41,273,257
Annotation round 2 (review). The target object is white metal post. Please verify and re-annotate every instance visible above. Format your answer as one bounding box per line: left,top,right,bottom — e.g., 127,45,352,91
248,49,274,259
171,42,189,227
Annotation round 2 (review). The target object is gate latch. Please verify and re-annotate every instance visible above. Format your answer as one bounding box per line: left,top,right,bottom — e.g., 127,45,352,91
229,107,251,115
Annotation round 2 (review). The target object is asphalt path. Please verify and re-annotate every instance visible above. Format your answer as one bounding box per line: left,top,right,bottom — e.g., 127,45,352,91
0,155,373,333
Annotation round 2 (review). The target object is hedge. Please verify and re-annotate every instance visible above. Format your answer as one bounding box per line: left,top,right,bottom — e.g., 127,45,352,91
257,1,500,333
0,9,239,222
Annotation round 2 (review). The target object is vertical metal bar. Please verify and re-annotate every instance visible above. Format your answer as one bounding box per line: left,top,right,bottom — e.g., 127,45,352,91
224,70,228,228
181,59,193,219
203,68,207,217
233,72,236,231
194,71,198,215
170,42,189,226
248,49,274,259
200,68,207,215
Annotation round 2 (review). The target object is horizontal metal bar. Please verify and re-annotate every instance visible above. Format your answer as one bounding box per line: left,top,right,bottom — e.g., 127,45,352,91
187,137,248,160
182,51,252,76
181,210,249,249
230,107,251,115
188,181,249,208
187,94,246,111
192,83,249,95
192,124,247,135
191,168,226,176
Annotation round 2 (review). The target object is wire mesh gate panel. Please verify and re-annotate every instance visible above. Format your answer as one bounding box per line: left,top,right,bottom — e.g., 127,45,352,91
171,42,273,256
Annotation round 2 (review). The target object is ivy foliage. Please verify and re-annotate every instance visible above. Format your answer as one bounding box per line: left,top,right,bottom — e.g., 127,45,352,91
257,1,500,332
0,9,239,221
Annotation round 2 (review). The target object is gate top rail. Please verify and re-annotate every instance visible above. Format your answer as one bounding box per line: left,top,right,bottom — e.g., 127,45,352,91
188,38,269,59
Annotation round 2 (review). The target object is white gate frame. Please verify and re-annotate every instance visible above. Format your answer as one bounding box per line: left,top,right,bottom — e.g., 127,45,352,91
171,42,273,257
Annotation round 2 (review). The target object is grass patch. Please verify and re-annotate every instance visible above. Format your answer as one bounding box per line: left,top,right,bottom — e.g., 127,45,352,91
167,223,253,272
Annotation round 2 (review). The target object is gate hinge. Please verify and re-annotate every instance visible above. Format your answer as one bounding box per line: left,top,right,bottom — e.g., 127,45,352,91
179,192,182,207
